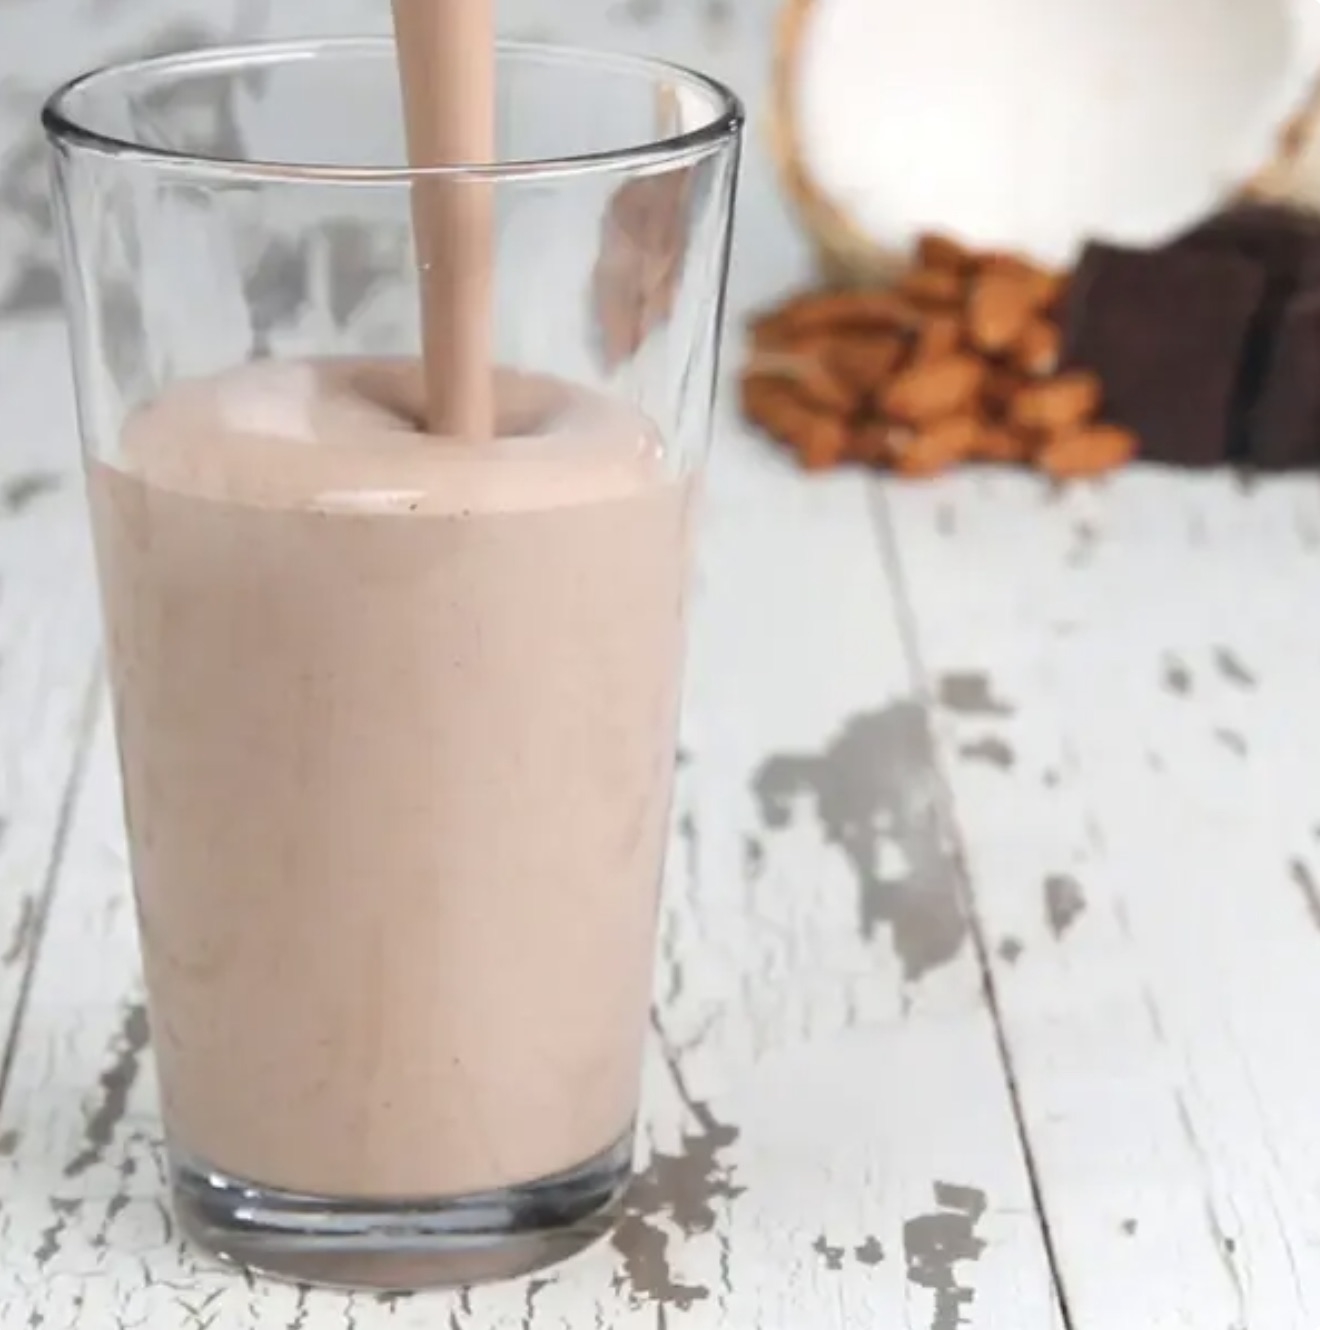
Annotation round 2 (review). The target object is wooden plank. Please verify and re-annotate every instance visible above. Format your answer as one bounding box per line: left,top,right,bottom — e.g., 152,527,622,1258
0,319,103,1102
883,466,1320,1329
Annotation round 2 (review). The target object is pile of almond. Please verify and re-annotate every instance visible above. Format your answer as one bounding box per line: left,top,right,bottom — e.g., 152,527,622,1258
740,234,1138,480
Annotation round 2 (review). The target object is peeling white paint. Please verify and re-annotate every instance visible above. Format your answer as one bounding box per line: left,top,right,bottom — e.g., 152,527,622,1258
889,467,1320,1328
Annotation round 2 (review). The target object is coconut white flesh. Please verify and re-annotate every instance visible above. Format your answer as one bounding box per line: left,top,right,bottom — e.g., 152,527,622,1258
795,0,1320,266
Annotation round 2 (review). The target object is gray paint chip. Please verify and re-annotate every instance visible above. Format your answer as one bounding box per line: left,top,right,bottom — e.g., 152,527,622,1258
854,1235,885,1266
2,895,36,967
936,673,1013,717
64,1002,150,1179
753,703,968,983
1213,647,1256,689
612,1094,741,1310
0,263,62,320
1045,874,1086,939
813,1234,845,1270
3,472,62,515
1290,859,1320,933
904,1182,988,1330
1163,657,1193,696
959,736,1015,770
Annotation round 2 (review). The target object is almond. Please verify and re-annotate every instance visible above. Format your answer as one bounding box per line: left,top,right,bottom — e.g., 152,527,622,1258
750,288,922,346
898,265,965,308
917,231,973,274
978,251,1035,277
826,334,908,393
739,373,797,436
743,350,859,416
851,421,906,466
741,375,850,469
1009,370,1103,432
967,271,1038,355
1036,423,1138,479
1014,319,1062,377
882,353,986,425
892,414,982,477
980,253,1065,310
1034,270,1068,311
971,424,1032,464
913,313,964,362
982,369,1026,420
797,419,854,471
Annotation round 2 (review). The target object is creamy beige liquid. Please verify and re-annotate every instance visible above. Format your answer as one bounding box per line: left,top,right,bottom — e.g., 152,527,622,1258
89,359,693,1199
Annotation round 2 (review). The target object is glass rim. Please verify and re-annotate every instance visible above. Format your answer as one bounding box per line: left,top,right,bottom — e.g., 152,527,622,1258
41,35,745,185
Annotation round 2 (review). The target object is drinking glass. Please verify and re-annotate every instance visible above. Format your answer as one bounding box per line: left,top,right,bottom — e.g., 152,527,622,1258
44,37,741,1291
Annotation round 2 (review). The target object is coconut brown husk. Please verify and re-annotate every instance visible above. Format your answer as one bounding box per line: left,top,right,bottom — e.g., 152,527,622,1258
1241,70,1320,207
770,0,1320,283
768,0,908,286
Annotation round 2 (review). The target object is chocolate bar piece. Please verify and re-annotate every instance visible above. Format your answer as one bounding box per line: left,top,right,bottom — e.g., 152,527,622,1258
1179,203,1320,313
1177,204,1320,459
1062,242,1265,467
1248,290,1320,469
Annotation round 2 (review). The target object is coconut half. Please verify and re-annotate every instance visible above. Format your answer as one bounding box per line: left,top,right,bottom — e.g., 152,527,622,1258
771,0,1320,280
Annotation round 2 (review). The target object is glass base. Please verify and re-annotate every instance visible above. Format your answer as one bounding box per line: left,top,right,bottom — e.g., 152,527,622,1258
171,1133,633,1291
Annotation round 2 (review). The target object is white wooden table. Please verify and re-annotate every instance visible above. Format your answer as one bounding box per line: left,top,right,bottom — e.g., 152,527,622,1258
3,1,1319,1326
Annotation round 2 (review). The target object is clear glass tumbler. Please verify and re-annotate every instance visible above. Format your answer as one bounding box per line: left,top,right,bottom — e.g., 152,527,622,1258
43,37,741,1291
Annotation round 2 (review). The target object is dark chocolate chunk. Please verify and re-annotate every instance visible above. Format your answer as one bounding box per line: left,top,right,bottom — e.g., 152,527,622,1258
1062,241,1265,467
1179,203,1320,307
1248,290,1320,469
1177,204,1320,458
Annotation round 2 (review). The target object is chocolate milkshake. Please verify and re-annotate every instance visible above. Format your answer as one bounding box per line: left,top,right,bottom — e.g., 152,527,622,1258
89,359,693,1201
